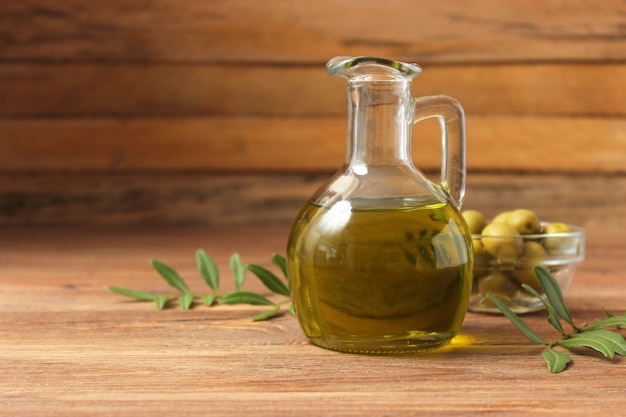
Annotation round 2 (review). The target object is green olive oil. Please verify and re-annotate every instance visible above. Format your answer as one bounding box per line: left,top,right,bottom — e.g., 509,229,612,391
287,198,473,354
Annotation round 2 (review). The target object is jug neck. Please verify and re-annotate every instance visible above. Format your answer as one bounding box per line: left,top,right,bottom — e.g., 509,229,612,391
345,78,414,169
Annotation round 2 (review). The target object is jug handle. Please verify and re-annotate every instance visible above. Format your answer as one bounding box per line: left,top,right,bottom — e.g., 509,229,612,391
412,95,466,209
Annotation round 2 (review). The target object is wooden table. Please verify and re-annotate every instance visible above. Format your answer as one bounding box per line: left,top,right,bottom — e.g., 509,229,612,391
1,224,625,416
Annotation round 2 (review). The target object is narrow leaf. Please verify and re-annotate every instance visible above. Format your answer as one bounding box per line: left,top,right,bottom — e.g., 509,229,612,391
248,264,290,296
197,249,219,291
559,330,624,358
108,286,158,301
155,294,170,309
151,259,191,294
272,253,288,279
201,294,216,306
601,307,614,318
542,349,571,373
487,293,546,345
289,304,296,316
220,291,275,306
230,253,245,291
585,316,626,331
534,267,575,327
252,306,281,322
521,284,565,334
178,292,195,310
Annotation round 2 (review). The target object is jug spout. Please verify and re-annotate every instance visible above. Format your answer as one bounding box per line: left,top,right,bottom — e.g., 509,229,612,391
326,56,422,80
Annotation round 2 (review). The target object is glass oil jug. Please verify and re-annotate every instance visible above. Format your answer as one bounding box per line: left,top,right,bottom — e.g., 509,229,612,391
287,56,473,354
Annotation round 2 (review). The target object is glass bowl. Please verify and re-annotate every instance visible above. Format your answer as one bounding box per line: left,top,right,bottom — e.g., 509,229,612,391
469,222,585,314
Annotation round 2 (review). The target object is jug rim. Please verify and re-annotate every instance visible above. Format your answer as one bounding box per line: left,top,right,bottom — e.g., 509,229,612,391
326,56,422,79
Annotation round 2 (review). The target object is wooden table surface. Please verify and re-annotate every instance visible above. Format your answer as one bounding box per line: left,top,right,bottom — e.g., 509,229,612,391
1,223,625,416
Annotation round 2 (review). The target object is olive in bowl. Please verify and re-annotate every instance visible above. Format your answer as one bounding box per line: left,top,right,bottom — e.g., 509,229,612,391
463,209,585,314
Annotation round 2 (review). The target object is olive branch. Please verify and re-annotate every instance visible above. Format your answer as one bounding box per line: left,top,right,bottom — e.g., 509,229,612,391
488,266,626,373
108,251,293,322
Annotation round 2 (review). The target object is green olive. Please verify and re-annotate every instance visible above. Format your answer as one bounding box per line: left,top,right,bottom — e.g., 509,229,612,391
477,271,519,300
543,222,573,255
480,222,524,259
472,238,493,268
506,209,542,235
495,243,520,264
544,222,571,234
511,242,545,291
462,210,487,234
513,268,542,292
521,241,547,262
492,211,512,224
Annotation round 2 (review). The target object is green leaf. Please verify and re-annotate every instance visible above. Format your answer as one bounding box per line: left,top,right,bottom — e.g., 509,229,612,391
230,253,245,291
220,291,275,306
534,267,575,327
252,306,281,322
487,293,546,345
585,316,626,331
272,253,288,279
542,349,571,373
559,329,626,359
247,264,290,296
151,259,191,294
178,292,195,310
201,294,216,306
289,304,296,316
578,329,626,356
521,284,565,334
615,340,626,356
108,286,158,301
197,249,219,291
601,307,614,318
155,294,170,309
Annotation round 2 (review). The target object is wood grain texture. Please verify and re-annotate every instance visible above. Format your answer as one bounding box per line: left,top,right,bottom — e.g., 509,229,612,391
2,63,625,117
2,116,625,174
2,172,626,227
1,0,625,226
0,225,624,416
2,0,625,64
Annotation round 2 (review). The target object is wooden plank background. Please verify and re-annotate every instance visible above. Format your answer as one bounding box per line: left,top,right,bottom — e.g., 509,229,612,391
1,0,625,226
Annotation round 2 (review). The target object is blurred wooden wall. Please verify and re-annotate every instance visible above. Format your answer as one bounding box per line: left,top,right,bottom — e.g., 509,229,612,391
1,0,625,227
